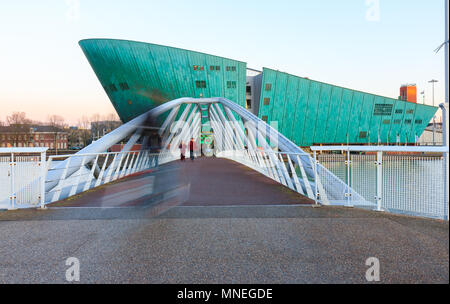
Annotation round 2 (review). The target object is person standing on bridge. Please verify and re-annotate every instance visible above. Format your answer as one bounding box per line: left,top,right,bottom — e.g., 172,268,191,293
189,137,196,161
179,141,186,161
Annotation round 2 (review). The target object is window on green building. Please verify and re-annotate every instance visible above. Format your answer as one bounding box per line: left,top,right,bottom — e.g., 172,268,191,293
395,109,403,114
264,98,270,105
195,80,207,88
265,84,272,91
394,119,401,124
373,104,393,116
262,116,268,122
227,81,236,89
406,109,414,114
404,119,412,124
109,84,118,92
415,119,423,124
382,120,390,124
119,82,129,90
359,131,367,139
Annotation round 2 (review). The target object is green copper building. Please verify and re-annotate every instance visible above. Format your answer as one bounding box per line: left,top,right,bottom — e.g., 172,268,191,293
79,38,438,146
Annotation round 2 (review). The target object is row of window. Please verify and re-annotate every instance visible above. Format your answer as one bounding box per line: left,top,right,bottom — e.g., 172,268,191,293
395,109,414,114
226,81,236,89
193,65,236,71
1,142,67,149
195,80,237,89
262,98,417,117
261,115,423,126
1,134,67,140
193,65,204,71
195,80,207,88
374,104,393,116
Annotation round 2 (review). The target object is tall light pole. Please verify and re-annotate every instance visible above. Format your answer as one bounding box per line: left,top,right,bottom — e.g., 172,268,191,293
444,0,448,220
429,79,438,145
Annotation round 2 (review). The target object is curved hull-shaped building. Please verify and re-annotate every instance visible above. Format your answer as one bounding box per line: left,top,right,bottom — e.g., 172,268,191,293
79,38,437,146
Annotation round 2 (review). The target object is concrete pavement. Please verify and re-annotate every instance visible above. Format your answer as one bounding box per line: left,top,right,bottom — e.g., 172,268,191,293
0,157,448,283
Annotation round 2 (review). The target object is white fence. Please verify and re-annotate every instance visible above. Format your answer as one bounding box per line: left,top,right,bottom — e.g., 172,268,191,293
0,148,177,210
311,146,449,220
0,148,47,210
44,150,177,205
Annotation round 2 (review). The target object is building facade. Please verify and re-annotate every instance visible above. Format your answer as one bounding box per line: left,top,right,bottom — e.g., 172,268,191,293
79,38,438,146
0,125,68,149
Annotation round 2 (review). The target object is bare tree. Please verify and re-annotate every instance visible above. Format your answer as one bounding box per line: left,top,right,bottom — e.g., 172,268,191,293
47,115,66,128
47,115,67,154
7,112,29,126
76,115,91,147
6,112,32,147
103,112,120,122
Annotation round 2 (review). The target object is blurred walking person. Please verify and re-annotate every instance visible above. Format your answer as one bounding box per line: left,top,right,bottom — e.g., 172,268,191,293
189,137,196,161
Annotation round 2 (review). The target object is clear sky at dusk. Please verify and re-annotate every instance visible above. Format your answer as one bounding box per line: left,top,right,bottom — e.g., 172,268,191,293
0,0,446,125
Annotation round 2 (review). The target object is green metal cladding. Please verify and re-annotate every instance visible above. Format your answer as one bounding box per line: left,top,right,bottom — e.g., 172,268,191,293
79,39,247,123
80,39,438,146
258,68,437,146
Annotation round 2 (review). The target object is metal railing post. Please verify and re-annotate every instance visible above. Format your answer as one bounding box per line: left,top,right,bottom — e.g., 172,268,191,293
346,149,353,207
440,103,449,220
376,151,383,211
313,150,318,205
39,151,46,209
9,152,15,210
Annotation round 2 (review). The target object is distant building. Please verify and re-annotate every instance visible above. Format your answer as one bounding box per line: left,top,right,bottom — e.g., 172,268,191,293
0,125,68,149
91,121,122,141
400,84,417,103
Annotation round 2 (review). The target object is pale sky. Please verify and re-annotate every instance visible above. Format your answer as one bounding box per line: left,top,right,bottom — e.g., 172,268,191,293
0,0,446,125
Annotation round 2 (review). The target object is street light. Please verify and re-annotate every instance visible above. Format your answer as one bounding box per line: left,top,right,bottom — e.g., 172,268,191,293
420,91,425,104
429,79,438,145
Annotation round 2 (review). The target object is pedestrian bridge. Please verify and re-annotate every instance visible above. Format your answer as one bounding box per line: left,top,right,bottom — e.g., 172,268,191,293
1,97,364,211
1,97,448,221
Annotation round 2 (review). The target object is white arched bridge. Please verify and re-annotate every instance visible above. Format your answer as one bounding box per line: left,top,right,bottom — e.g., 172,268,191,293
1,97,369,210
1,98,448,222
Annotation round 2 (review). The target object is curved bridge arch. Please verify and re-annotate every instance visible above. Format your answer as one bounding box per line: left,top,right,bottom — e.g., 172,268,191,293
41,97,366,207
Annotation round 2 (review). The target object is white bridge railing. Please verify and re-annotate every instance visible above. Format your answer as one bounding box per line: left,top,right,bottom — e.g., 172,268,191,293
310,146,449,220
0,148,178,210
44,150,176,205
0,148,47,210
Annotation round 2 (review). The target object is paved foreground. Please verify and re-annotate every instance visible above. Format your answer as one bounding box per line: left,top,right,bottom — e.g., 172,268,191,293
0,158,448,283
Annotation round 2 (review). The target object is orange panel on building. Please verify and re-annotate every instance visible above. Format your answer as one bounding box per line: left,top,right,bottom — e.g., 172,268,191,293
400,84,417,103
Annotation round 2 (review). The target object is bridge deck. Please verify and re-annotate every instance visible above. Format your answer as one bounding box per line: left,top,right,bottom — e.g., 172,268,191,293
50,157,313,208
0,158,448,283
